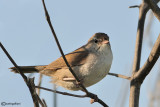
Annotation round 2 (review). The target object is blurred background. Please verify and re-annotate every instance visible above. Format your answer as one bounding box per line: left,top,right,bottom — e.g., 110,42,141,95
0,0,160,107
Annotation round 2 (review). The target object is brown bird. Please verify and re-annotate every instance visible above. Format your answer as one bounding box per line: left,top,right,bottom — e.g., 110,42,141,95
10,33,113,91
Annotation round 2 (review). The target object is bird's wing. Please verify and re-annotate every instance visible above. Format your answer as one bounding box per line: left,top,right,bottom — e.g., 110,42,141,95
44,46,89,71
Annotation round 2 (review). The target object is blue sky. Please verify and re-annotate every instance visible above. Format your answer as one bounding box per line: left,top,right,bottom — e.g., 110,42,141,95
0,0,160,107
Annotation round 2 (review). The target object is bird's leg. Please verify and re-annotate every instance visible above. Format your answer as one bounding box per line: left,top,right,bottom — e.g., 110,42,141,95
63,77,83,88
63,78,76,81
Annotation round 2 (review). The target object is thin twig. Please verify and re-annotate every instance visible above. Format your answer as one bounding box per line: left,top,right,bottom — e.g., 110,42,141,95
108,73,131,80
132,2,149,75
37,74,43,96
0,42,46,107
129,5,140,8
35,86,87,98
41,0,88,93
0,42,39,107
42,99,48,107
36,74,47,107
135,34,160,80
36,86,108,106
41,0,109,107
53,85,57,107
0,42,27,81
29,78,46,107
145,0,160,21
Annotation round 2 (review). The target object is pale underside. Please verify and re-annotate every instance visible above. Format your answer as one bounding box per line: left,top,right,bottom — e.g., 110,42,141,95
40,45,113,91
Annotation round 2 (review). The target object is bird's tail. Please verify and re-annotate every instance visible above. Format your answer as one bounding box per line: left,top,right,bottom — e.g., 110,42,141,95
9,65,47,73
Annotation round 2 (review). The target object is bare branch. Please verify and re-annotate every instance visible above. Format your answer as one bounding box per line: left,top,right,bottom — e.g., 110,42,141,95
53,85,57,107
41,0,88,93
0,42,46,107
135,34,160,80
132,2,149,75
129,1,149,107
145,0,160,21
42,99,47,107
29,78,46,107
129,5,140,8
129,0,160,106
35,86,87,98
108,73,131,80
41,0,109,106
37,74,43,96
0,42,27,81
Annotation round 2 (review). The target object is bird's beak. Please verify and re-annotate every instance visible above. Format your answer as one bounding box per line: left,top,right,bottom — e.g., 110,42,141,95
102,40,109,44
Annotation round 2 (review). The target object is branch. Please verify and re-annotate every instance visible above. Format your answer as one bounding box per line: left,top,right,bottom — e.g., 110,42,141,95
0,42,27,81
29,78,46,107
129,5,140,8
41,0,108,107
35,86,87,98
42,99,47,107
145,0,160,21
37,74,43,96
41,0,88,93
135,34,160,81
108,73,131,80
129,0,160,106
53,85,57,107
132,2,149,75
36,86,108,106
129,1,149,107
0,42,46,107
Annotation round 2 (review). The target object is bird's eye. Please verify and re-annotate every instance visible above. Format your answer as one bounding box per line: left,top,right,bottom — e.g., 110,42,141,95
94,39,98,43
104,37,108,40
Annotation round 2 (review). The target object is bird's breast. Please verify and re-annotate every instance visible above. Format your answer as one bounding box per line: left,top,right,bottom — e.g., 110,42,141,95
80,50,113,87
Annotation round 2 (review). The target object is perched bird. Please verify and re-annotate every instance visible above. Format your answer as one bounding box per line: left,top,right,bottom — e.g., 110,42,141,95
10,33,113,91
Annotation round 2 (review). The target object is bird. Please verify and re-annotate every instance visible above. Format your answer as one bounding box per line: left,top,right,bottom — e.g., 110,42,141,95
10,33,113,91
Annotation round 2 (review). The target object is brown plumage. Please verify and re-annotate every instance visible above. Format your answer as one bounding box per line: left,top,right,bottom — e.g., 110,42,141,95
10,33,113,91
10,46,89,74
